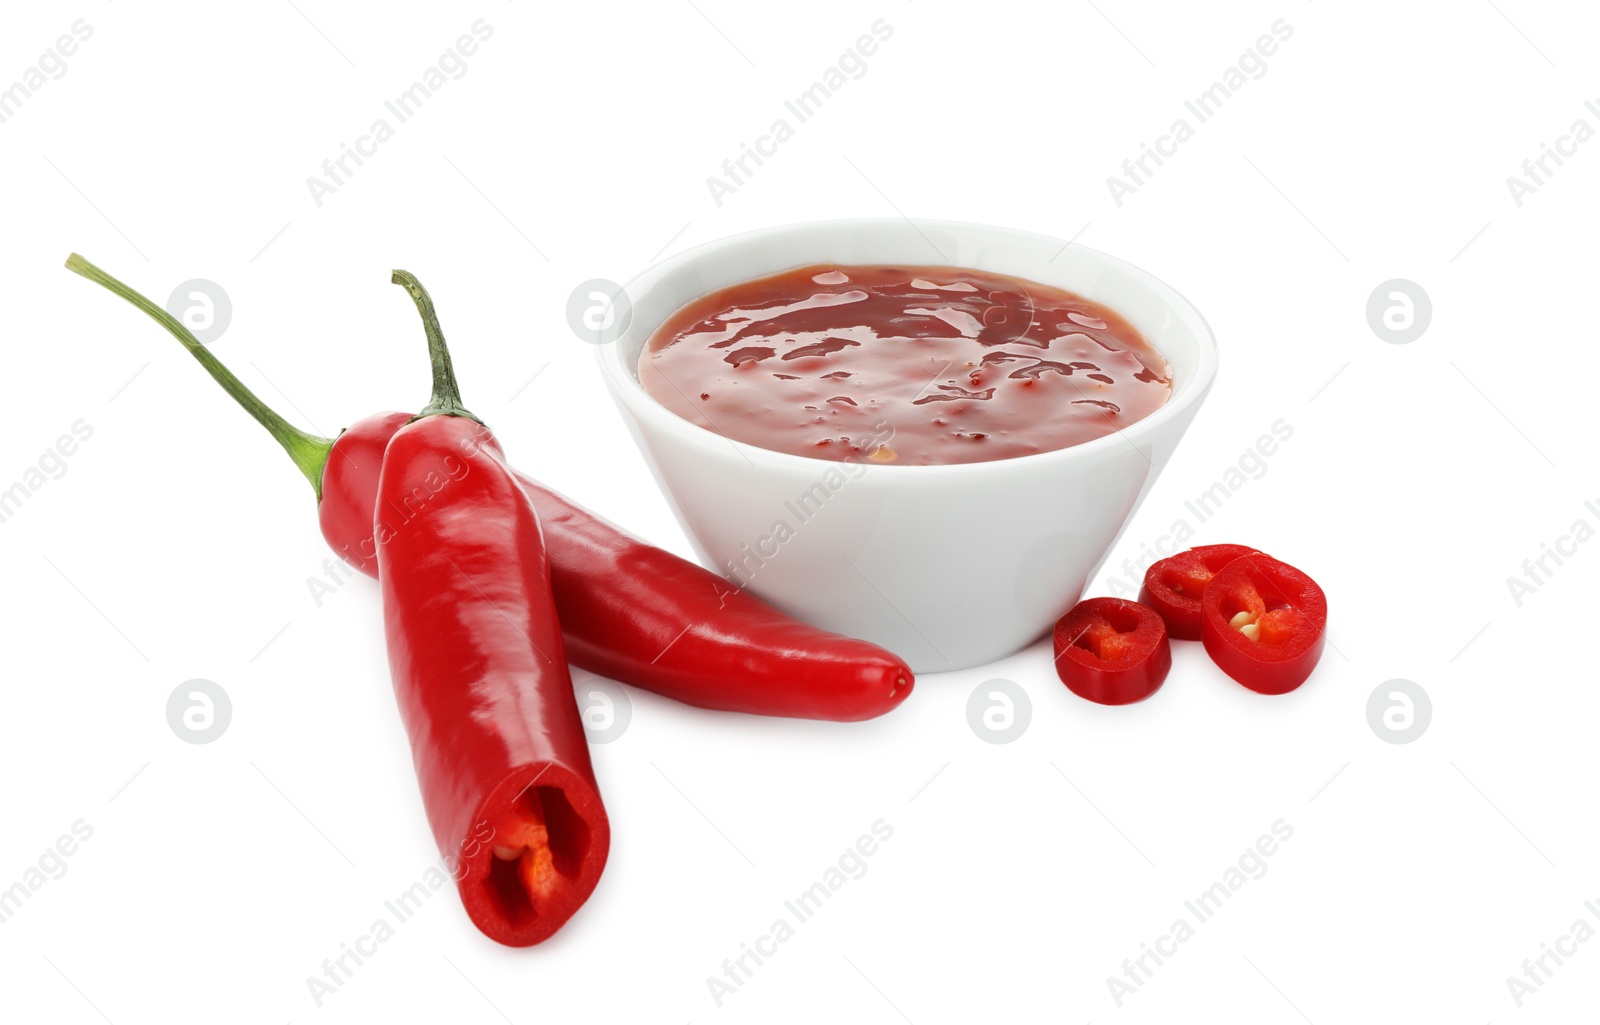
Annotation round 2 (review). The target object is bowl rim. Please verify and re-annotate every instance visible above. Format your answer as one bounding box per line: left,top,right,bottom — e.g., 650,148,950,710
595,217,1218,475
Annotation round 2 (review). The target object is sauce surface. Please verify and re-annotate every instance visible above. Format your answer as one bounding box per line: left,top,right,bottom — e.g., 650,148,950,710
639,265,1171,465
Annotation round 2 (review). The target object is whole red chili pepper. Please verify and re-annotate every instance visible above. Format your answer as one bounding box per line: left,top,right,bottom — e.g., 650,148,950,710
1053,597,1171,705
65,255,914,722
1200,554,1327,695
379,270,607,945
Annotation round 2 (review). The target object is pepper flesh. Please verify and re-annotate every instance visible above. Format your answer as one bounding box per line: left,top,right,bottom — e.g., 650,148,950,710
1053,597,1171,705
66,254,915,723
377,272,607,945
493,798,559,902
1139,544,1261,640
1200,554,1327,695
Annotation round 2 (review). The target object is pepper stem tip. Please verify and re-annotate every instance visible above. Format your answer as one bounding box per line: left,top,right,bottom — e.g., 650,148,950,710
64,253,337,500
392,269,480,424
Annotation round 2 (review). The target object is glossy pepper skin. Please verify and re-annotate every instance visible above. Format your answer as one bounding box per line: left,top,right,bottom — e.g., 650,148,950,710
1053,597,1171,705
1200,554,1327,695
66,255,915,724
325,412,914,721
378,272,607,945
1139,544,1261,640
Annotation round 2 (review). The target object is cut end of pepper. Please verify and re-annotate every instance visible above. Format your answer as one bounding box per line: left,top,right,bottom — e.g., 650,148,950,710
491,790,564,907
1218,576,1306,648
1054,597,1171,706
1255,607,1310,647
1161,556,1217,597
1074,620,1135,661
1218,580,1267,624
1140,545,1262,641
464,769,608,947
1199,554,1327,695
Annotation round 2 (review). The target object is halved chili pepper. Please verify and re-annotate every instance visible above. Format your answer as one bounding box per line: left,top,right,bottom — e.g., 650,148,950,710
379,271,606,945
1139,543,1261,640
65,255,914,722
1053,597,1171,705
1200,554,1327,695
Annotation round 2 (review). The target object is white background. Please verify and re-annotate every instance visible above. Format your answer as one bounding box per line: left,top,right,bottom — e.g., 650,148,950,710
1,0,1596,1021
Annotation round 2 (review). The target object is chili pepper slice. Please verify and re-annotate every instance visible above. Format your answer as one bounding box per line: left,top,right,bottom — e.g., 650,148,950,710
66,255,914,723
1138,543,1261,640
378,271,607,945
1200,554,1327,695
1053,597,1171,705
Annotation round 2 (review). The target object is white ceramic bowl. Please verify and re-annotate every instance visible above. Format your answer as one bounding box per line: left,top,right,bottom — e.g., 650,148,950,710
596,219,1217,673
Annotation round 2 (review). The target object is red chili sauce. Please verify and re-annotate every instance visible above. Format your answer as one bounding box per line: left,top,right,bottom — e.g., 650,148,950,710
639,265,1171,465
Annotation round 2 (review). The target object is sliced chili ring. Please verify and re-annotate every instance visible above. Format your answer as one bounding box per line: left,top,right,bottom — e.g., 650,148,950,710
1200,554,1327,695
1139,543,1261,640
1053,597,1172,705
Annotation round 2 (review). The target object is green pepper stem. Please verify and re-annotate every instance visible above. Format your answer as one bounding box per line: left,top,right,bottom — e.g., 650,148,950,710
64,253,336,499
391,270,480,424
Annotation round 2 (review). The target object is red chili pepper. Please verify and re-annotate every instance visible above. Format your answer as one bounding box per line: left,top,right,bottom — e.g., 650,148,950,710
379,271,607,945
1053,597,1171,705
330,414,911,720
1139,543,1261,640
1200,554,1327,695
66,255,914,722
